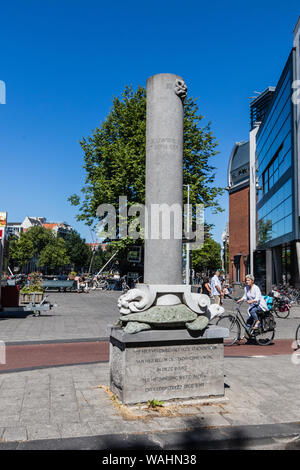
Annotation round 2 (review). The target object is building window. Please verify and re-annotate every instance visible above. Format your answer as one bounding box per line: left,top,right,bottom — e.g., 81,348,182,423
261,144,291,196
257,178,293,244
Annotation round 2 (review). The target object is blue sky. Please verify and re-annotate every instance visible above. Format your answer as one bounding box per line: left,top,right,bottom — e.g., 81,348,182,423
0,0,299,244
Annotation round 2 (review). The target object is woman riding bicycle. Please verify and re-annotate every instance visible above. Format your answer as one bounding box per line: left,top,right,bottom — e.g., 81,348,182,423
237,274,268,332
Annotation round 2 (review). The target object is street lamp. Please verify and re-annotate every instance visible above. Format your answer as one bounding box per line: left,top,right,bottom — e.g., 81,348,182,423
183,184,190,285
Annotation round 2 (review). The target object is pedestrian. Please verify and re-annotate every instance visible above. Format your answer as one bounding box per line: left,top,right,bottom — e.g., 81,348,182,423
237,274,268,331
74,274,80,292
210,270,224,305
199,276,212,297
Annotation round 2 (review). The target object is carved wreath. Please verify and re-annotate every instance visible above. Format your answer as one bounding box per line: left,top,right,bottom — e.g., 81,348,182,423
174,79,187,100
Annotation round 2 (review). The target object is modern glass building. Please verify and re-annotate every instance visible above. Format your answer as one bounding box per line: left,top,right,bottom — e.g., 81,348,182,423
251,17,300,291
256,56,294,247
227,16,300,292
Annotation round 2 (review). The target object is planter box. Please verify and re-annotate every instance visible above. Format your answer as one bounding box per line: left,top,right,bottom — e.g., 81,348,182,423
19,292,43,304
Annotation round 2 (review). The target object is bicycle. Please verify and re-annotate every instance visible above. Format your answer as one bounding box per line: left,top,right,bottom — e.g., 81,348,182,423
271,288,291,319
92,276,109,290
121,276,130,293
295,323,300,350
216,296,276,346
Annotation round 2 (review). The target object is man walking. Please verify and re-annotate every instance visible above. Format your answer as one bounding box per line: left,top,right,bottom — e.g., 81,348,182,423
210,270,224,305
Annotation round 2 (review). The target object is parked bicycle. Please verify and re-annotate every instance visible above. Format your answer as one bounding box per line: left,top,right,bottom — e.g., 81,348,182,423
217,296,276,346
121,275,130,293
92,275,109,290
271,287,292,318
295,323,300,350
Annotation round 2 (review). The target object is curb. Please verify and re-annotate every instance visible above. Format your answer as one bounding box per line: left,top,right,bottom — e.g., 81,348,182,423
0,422,300,450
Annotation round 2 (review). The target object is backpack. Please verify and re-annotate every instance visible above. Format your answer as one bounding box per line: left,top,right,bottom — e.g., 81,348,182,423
263,295,273,311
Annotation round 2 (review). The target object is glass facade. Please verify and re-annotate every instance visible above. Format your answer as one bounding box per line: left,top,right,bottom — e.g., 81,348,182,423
256,57,293,246
257,178,293,243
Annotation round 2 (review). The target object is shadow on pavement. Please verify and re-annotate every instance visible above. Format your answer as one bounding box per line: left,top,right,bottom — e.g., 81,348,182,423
0,310,33,319
10,416,250,450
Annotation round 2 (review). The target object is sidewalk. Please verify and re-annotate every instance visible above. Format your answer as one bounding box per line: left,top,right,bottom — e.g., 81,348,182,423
0,291,300,449
0,353,300,449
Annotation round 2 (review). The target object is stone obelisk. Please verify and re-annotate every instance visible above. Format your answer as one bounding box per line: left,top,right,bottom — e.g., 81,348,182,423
144,73,186,287
109,73,227,405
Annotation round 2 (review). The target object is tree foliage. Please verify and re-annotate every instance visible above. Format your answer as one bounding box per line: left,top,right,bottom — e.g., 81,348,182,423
9,234,34,268
8,226,90,272
69,85,223,246
38,237,70,270
192,225,222,275
192,238,222,275
64,230,91,270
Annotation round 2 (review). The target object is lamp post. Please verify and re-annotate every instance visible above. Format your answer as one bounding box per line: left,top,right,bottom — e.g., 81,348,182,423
183,184,190,285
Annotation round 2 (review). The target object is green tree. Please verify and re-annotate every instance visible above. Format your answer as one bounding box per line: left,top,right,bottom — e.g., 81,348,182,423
9,226,72,272
64,230,91,271
38,237,70,271
69,85,223,247
9,234,35,268
25,225,54,253
89,243,117,273
192,237,222,275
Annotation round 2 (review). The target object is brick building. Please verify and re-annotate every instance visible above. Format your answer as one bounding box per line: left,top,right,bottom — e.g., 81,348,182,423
227,141,250,284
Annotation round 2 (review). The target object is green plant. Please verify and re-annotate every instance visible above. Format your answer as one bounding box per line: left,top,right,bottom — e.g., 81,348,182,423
28,272,42,283
20,284,44,294
147,399,164,409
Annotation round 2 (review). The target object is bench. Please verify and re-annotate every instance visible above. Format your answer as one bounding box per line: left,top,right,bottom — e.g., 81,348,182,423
42,280,77,292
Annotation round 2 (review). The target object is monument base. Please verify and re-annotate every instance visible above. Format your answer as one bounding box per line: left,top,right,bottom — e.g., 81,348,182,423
109,326,228,405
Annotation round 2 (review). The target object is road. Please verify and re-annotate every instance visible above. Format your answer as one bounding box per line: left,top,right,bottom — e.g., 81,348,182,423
0,291,299,373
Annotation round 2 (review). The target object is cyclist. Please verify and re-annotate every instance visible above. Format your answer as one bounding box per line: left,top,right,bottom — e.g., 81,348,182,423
237,274,268,332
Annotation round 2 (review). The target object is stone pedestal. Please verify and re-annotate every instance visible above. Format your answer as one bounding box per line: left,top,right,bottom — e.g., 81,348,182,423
109,326,228,405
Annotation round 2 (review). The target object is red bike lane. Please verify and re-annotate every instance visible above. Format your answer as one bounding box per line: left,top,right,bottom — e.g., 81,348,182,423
0,338,298,373
0,341,109,373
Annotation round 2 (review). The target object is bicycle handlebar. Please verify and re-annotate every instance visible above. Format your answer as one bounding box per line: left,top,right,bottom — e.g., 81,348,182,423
226,294,240,302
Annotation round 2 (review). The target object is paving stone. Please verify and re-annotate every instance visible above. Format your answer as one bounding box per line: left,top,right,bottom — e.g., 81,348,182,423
58,423,93,438
20,408,50,425
0,416,21,427
22,398,50,410
50,411,80,424
2,426,27,442
26,424,61,441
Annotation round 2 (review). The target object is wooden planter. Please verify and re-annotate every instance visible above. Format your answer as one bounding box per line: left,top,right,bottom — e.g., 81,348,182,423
19,292,44,304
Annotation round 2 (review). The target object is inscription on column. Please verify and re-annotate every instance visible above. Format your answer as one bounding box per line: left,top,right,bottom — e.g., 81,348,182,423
124,343,224,402
146,137,180,153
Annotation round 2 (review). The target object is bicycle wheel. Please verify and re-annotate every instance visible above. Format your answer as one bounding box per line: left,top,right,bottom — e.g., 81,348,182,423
216,315,240,346
254,318,275,346
295,324,300,349
99,281,109,290
274,305,290,319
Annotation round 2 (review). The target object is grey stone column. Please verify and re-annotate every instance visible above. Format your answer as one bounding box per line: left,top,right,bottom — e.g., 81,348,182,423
144,73,186,286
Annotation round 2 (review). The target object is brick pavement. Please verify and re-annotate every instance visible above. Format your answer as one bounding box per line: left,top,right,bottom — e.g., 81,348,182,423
0,354,299,445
